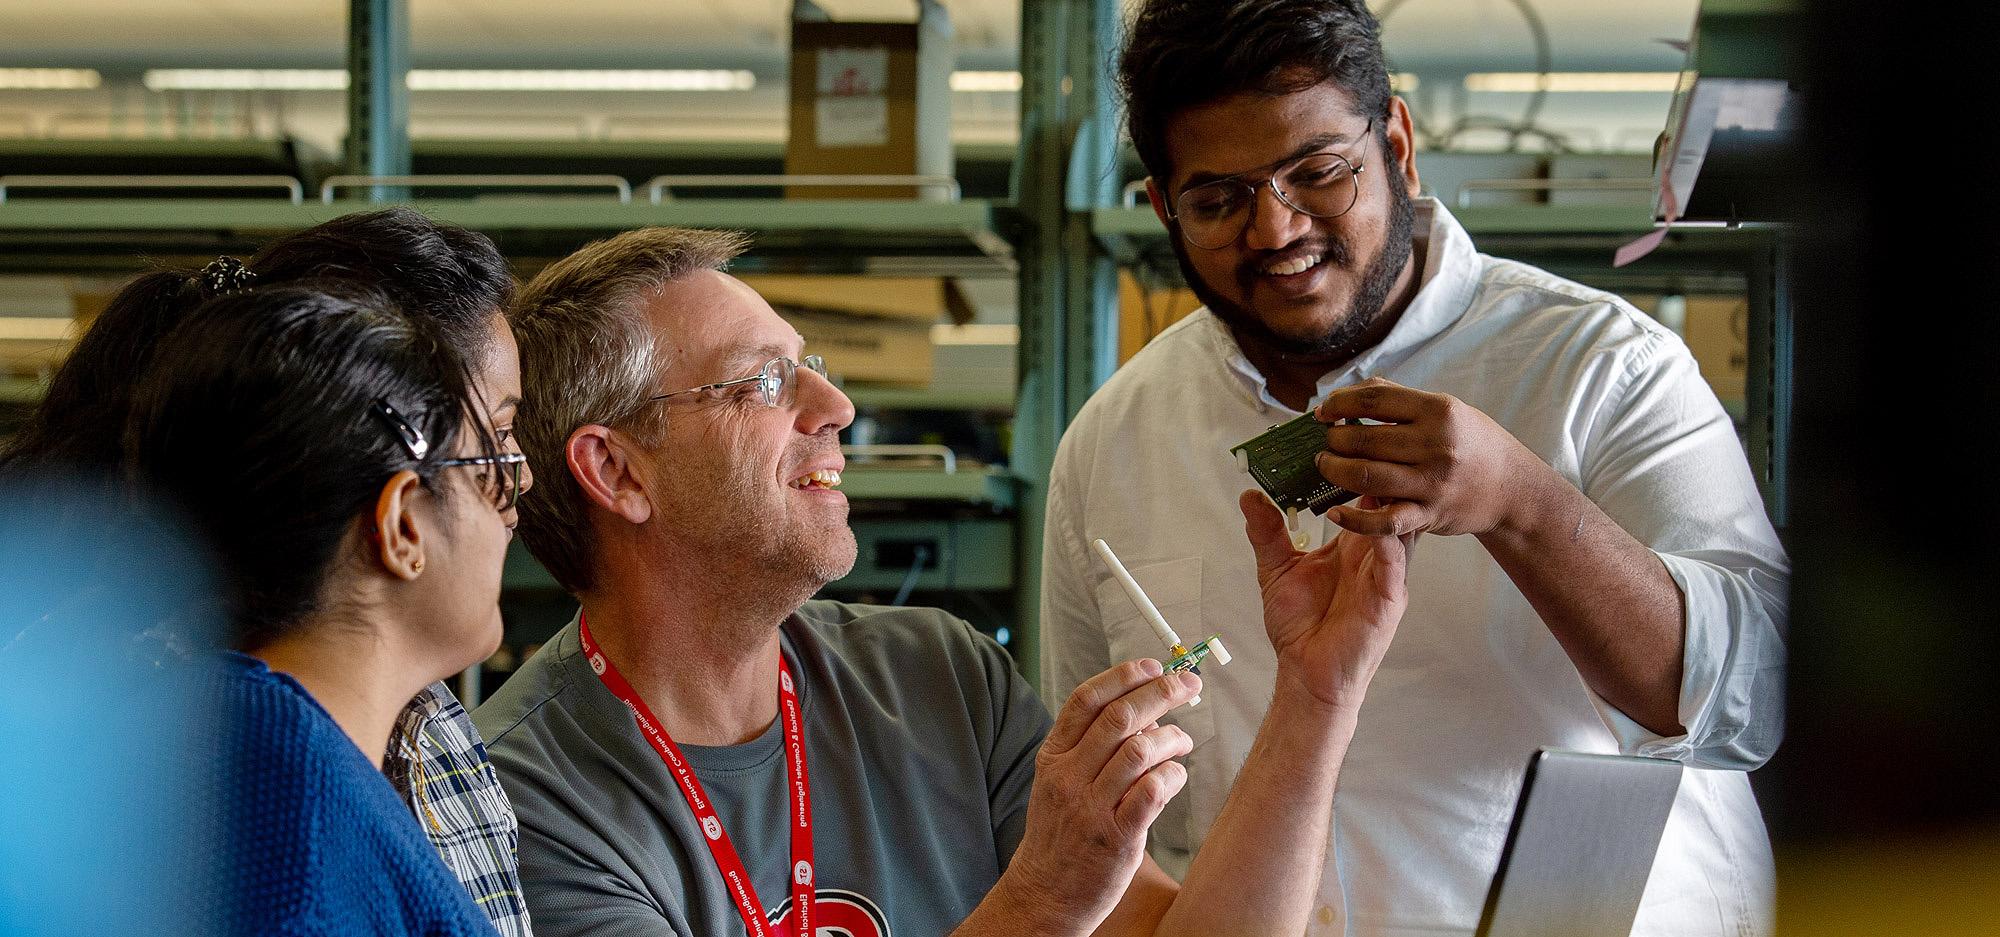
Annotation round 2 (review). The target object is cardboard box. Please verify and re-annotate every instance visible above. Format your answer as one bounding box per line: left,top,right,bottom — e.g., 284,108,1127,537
1681,295,1748,401
738,274,971,325
786,6,953,200
1117,270,1204,363
780,306,934,386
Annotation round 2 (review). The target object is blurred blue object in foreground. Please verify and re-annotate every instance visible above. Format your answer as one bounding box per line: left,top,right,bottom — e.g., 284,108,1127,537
0,474,226,936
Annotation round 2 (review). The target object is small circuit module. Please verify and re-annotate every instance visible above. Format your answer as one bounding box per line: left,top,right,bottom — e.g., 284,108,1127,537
1090,539,1232,706
1165,635,1231,676
1230,412,1360,517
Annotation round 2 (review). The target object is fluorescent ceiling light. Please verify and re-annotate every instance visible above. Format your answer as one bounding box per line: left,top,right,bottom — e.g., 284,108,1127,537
0,68,102,90
948,70,1412,94
1464,72,1682,93
144,69,346,91
410,70,754,91
950,70,1021,93
142,69,755,92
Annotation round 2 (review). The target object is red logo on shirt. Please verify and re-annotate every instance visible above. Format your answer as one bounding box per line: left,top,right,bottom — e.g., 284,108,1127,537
768,888,889,937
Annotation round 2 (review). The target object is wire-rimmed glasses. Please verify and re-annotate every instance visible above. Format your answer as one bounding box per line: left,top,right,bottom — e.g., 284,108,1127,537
1166,120,1375,250
648,354,828,410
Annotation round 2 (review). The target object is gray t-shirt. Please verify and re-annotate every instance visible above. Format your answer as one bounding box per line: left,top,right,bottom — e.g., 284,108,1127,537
473,601,1050,937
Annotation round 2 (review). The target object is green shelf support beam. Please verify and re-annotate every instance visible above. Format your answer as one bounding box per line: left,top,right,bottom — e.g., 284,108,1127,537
1062,0,1123,413
0,198,1001,234
347,0,411,194
1011,0,1122,689
0,199,1012,275
1011,0,1065,690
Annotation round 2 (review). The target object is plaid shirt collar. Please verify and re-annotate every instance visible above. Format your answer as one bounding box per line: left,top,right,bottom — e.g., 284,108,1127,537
386,681,535,937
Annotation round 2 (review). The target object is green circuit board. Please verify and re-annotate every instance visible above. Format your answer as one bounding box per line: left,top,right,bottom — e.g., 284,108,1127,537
1166,635,1225,674
1229,412,1359,516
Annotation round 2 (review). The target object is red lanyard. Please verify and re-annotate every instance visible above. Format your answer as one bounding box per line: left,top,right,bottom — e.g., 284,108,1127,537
580,615,815,937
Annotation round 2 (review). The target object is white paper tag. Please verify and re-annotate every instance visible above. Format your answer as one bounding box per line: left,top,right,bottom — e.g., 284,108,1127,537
815,96,888,147
816,47,888,96
1714,78,1789,133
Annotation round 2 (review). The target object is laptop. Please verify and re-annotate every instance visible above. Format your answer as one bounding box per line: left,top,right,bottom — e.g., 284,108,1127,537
1475,750,1684,937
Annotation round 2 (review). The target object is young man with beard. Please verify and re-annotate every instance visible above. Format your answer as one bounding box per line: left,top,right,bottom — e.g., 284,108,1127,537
475,226,1419,937
1039,2,1788,936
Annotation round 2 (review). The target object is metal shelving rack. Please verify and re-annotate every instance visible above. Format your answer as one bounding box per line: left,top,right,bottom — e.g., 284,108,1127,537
0,0,1793,695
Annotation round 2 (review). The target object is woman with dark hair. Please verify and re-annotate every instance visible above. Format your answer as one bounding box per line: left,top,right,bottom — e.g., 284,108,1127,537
0,208,537,937
126,285,525,936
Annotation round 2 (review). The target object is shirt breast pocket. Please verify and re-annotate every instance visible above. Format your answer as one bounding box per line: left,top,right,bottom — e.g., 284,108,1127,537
1091,554,1218,859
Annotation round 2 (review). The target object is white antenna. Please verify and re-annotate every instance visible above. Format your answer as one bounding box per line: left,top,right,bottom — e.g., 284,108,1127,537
1091,539,1182,649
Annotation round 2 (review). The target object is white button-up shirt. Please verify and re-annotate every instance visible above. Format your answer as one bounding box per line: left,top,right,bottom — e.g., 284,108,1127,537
1041,199,1786,937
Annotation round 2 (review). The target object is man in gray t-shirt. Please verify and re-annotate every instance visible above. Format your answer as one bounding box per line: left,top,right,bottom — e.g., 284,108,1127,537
491,227,1414,937
476,602,1046,937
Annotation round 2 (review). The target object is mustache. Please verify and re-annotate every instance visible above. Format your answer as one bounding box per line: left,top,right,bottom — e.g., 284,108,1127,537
1235,234,1355,286
784,431,844,473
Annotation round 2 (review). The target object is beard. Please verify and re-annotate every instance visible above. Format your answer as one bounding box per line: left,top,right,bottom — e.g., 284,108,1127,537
657,431,858,614
1173,167,1418,362
791,515,858,588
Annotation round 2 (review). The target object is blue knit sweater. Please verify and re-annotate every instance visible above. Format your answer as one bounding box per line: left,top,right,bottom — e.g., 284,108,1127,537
207,652,497,936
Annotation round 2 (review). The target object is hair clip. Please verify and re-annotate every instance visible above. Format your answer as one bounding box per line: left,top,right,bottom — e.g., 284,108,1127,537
197,256,257,299
371,400,429,461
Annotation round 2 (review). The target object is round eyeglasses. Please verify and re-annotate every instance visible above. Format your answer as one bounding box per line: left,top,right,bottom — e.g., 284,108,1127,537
649,354,828,410
1167,121,1375,250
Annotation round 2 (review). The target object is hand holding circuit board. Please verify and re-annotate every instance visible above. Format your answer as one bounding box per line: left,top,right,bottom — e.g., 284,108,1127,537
1233,377,1548,544
1297,376,1551,540
1231,411,1361,549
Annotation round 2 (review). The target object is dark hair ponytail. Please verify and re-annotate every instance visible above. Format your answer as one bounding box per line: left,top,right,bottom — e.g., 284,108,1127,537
0,272,203,473
124,285,498,650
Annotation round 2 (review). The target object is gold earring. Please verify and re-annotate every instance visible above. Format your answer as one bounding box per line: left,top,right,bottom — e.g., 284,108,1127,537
412,558,424,573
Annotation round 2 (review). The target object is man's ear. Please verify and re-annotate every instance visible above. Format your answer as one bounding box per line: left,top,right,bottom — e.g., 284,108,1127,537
567,425,654,525
1386,96,1421,196
372,469,427,580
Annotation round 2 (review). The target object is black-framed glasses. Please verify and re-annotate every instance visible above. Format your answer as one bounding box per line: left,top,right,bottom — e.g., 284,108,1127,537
373,400,529,511
649,354,828,410
1166,119,1375,250
437,452,529,511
